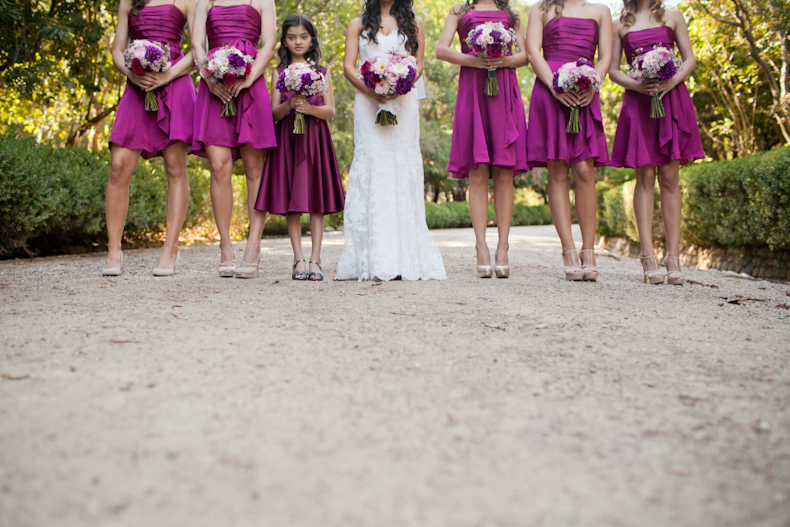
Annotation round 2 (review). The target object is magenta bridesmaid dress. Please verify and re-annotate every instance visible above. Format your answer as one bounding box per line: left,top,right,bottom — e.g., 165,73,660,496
254,67,345,215
527,17,610,168
109,0,196,159
611,27,704,167
447,10,529,179
192,0,276,159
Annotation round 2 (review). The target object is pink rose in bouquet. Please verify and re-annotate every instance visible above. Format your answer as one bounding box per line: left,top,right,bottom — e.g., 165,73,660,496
552,58,602,133
123,40,172,112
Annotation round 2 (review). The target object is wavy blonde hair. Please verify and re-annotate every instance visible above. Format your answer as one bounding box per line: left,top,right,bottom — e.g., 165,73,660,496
620,0,665,27
541,0,564,20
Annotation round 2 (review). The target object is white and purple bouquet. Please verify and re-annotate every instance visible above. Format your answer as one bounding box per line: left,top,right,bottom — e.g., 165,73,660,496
627,45,683,118
359,52,418,126
199,45,254,117
276,62,327,134
552,58,603,133
465,21,517,96
123,40,172,112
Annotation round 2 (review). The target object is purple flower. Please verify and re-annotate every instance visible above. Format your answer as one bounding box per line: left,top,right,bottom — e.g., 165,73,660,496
362,72,375,89
576,58,594,68
658,61,676,81
228,53,246,68
301,72,314,86
552,71,563,93
145,45,163,62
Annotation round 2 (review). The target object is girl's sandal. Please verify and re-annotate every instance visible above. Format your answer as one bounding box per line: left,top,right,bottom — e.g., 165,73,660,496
308,261,324,281
292,259,309,281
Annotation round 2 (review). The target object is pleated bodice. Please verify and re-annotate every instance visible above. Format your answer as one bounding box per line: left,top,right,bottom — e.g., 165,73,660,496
207,4,261,49
128,4,186,58
624,26,676,63
542,17,598,63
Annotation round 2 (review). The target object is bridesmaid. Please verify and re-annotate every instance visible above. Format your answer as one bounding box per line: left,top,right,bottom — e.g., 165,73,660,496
526,0,612,281
609,0,704,285
192,0,277,278
104,0,196,277
436,0,529,279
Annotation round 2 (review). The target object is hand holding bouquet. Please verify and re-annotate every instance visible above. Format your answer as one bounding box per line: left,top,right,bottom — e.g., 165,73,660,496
276,62,327,134
465,22,517,96
123,40,172,112
359,53,418,126
552,58,603,133
199,46,254,117
627,45,682,118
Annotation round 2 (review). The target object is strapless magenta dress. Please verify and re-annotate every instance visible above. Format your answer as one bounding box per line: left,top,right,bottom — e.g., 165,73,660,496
254,67,345,215
447,10,529,179
527,17,609,168
109,2,196,159
610,26,704,167
192,2,276,159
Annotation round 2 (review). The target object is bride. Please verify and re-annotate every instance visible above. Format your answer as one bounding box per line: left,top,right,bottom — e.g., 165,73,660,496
336,0,446,281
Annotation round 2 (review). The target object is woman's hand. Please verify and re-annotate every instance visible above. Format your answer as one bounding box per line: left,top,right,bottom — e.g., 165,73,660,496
634,79,663,96
576,89,596,107
552,89,578,108
144,70,174,92
468,55,493,70
129,72,158,90
482,56,512,70
228,75,255,98
364,88,393,105
654,79,676,100
291,94,311,114
207,80,232,103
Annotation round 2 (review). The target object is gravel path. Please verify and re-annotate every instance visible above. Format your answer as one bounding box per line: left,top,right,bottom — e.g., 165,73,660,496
1,225,789,527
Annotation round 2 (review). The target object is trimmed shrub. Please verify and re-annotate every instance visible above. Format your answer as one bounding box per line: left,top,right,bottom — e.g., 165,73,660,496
424,201,552,230
596,147,790,250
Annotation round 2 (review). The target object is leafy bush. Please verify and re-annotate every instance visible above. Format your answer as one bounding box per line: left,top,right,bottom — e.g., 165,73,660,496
597,147,790,250
0,135,210,257
424,201,551,230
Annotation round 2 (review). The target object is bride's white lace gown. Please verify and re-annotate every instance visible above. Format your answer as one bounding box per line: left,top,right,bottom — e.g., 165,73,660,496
335,30,446,282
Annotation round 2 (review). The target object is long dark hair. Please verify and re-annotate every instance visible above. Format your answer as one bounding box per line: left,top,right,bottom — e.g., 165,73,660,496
361,0,419,56
130,0,149,15
454,0,520,27
277,14,323,70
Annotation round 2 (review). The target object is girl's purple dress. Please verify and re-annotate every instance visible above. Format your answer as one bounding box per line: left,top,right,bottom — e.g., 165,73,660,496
254,67,345,215
109,1,195,159
527,17,610,168
611,27,704,167
192,0,276,159
447,10,529,179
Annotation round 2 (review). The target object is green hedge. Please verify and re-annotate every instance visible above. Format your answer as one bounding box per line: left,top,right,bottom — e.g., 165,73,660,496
597,147,790,250
0,135,211,257
424,201,552,229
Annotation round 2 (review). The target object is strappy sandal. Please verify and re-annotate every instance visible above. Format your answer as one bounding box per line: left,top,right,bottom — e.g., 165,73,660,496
562,249,584,281
219,248,236,278
292,259,308,281
235,251,260,279
664,255,685,286
580,249,598,281
308,260,324,281
640,255,665,285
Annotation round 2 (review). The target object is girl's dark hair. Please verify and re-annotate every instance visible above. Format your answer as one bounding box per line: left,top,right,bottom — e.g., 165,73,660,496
453,0,520,27
130,0,149,15
361,0,419,56
277,14,323,70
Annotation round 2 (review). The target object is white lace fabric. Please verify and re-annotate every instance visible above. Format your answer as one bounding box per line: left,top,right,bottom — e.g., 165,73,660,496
335,31,446,282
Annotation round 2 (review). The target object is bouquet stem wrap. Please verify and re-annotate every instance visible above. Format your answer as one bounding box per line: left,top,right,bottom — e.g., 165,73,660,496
651,93,665,119
221,99,237,118
485,69,499,97
294,112,307,134
566,105,581,133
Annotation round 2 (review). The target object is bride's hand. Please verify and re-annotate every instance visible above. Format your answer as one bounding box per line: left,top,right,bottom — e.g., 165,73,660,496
364,88,390,105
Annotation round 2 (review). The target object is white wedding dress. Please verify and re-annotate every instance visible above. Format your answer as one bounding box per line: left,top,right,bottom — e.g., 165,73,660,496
335,30,447,282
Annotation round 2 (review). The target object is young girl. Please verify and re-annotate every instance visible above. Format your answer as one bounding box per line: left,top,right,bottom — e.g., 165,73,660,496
609,0,704,285
436,0,529,279
191,0,277,278
103,0,196,276
254,15,345,281
526,0,612,281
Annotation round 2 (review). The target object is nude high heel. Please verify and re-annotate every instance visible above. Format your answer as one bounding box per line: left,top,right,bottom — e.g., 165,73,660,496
494,256,510,278
476,248,493,278
234,251,261,279
102,250,123,277
640,255,666,285
152,251,180,277
580,249,598,281
218,248,236,278
664,255,685,286
562,249,584,281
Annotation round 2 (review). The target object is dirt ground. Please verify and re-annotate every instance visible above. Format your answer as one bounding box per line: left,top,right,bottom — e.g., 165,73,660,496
1,224,789,527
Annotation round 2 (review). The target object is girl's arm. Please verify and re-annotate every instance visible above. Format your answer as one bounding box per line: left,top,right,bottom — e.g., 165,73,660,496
434,7,490,69
229,0,276,98
656,9,696,99
577,3,613,107
293,70,336,121
112,0,156,90
146,0,196,92
270,69,291,121
191,0,231,102
526,2,576,108
343,18,388,104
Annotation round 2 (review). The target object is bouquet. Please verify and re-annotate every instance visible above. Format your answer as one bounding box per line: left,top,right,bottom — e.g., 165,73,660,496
276,62,327,134
123,40,172,112
627,45,682,118
359,52,418,126
199,45,254,117
552,58,603,133
464,22,517,96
